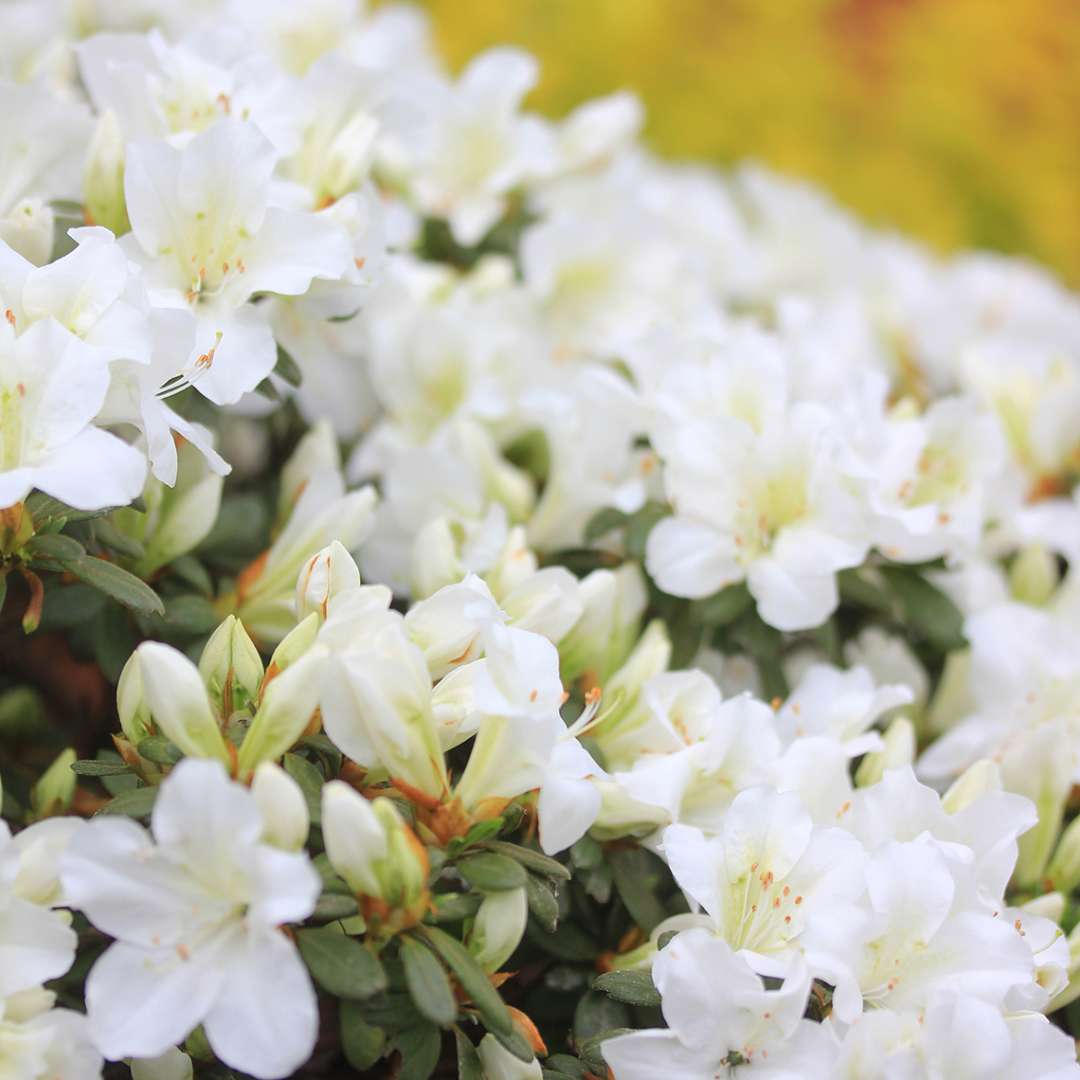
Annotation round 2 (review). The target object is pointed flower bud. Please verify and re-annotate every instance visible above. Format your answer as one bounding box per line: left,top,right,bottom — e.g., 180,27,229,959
296,540,362,622
237,647,327,777
116,651,154,746
198,615,264,717
251,762,309,851
84,108,129,237
854,716,916,788
1009,543,1059,606
30,747,76,819
467,887,528,972
559,563,647,684
136,642,230,764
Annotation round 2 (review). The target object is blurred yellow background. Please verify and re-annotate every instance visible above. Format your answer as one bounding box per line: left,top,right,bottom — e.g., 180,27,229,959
415,0,1080,285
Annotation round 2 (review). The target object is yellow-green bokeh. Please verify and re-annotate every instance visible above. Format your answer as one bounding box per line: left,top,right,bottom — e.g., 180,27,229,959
415,0,1080,284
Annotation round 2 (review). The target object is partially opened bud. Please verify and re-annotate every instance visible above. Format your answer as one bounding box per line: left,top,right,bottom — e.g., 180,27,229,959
410,516,467,600
296,540,362,622
854,716,916,788
467,887,528,972
251,762,309,851
84,108,129,236
199,615,264,716
237,648,327,776
136,642,230,764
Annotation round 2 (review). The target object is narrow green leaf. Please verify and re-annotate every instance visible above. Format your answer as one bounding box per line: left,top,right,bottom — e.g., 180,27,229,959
480,840,571,881
96,785,158,818
160,595,221,635
584,507,629,543
401,936,458,1028
295,926,387,1000
283,752,323,825
340,1001,385,1070
169,555,214,597
311,893,360,924
429,892,484,924
524,874,559,933
623,502,669,561
90,519,146,560
688,581,752,627
417,925,513,1037
24,532,86,564
574,991,630,1044
608,847,669,935
395,1023,441,1080
273,344,303,388
71,759,132,777
457,852,527,892
880,566,966,653
68,556,164,615
593,969,661,1007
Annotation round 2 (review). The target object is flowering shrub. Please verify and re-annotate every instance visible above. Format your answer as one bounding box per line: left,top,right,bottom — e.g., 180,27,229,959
3,3,1080,1079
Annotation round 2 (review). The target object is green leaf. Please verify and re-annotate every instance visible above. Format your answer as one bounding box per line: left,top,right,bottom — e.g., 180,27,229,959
546,1054,588,1079
879,566,966,653
577,1029,630,1075
454,1027,483,1080
593,969,661,1007
24,532,86,565
524,874,559,933
37,583,107,632
480,841,571,881
71,759,132,777
457,852,527,892
96,785,158,818
570,835,603,870
429,892,484,924
688,582,752,627
340,1001,385,1070
395,1023,442,1080
295,926,387,1000
68,556,164,616
311,893,360,924
608,847,669,935
91,603,140,683
282,752,323,825
623,502,669,561
524,919,597,962
573,991,630,1044
90,518,146,560
584,507,629,543
417,925,513,1037
273,344,303,387
169,555,214,597
401,936,458,1028
136,736,184,766
159,595,221,635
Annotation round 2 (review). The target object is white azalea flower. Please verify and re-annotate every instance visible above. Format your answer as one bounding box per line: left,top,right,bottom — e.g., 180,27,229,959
60,758,321,1079
0,317,145,510
122,119,352,403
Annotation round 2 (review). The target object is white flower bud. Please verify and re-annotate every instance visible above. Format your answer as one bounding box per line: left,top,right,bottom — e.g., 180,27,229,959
854,716,916,788
251,763,309,851
136,642,230,764
198,615,264,716
237,647,327,777
941,758,1002,814
467,886,528,972
410,516,467,600
268,612,322,677
1047,816,1080,894
30,747,76,819
117,652,154,746
1009,543,1059,606
84,108,128,237
296,540,362,622
477,1034,541,1080
559,563,648,684
322,781,388,897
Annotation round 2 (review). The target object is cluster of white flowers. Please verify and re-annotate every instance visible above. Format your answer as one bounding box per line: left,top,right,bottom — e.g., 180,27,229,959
4,1,1080,1078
